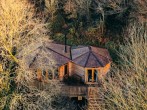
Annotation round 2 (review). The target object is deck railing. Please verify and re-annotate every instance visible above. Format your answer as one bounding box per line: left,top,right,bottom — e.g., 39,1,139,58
61,85,88,97
31,80,99,98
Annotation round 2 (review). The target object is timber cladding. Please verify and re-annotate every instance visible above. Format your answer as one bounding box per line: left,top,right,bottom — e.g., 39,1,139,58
0,64,3,72
70,62,85,81
96,63,111,80
68,62,111,84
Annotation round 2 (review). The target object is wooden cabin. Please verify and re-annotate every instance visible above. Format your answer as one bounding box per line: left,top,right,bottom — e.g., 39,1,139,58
20,41,111,84
19,40,112,109
19,39,112,82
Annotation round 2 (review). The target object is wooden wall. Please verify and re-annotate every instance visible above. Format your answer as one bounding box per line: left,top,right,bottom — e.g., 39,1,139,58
35,62,111,83
69,62,85,82
68,62,72,76
98,63,111,80
69,62,111,83
61,85,87,97
85,63,111,84
0,64,3,72
59,65,64,80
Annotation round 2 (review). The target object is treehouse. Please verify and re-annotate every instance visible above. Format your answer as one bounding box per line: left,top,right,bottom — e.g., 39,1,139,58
18,40,112,109
19,40,111,84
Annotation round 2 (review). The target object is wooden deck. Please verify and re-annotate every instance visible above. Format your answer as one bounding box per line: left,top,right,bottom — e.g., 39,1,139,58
32,80,88,97
61,85,88,97
31,79,100,100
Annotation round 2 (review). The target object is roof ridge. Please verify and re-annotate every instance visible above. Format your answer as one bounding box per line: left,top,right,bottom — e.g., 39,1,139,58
46,47,70,60
29,46,43,68
72,51,89,60
91,52,104,67
84,52,91,67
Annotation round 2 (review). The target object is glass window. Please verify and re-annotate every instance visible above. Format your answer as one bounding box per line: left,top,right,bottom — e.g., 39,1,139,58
64,65,68,75
48,69,53,80
94,70,98,82
87,69,98,82
54,69,59,79
42,70,46,79
88,70,92,82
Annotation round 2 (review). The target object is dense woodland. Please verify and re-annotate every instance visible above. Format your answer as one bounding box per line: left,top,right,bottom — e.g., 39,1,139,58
0,0,146,110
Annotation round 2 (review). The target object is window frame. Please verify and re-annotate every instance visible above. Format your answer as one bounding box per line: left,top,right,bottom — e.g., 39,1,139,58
85,68,99,83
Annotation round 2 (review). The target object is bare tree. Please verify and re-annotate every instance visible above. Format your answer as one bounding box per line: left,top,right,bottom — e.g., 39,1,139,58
0,0,47,63
0,0,65,110
93,23,147,110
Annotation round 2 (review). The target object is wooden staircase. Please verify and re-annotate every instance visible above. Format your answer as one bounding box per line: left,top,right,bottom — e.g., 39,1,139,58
32,79,102,109
87,87,101,110
88,96,100,110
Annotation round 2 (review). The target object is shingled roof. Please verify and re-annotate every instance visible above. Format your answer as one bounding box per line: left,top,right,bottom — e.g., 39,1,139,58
19,40,71,69
71,46,112,68
19,40,111,69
